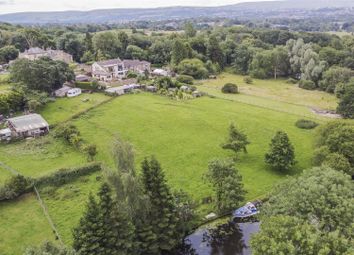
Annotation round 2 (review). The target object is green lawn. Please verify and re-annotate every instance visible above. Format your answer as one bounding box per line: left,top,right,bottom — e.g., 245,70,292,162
39,93,111,126
199,73,338,113
40,172,103,245
72,93,318,202
0,136,86,183
0,193,58,255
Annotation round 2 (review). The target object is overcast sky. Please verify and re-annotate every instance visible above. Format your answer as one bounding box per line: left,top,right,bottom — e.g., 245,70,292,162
0,0,272,14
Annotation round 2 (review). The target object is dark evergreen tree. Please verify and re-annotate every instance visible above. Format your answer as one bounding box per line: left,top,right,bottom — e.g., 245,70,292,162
141,157,181,253
73,183,135,255
72,194,103,255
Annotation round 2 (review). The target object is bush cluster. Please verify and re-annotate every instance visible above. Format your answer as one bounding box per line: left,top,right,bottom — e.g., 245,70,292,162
0,163,101,201
221,83,239,94
299,80,316,90
0,175,32,201
295,119,319,129
35,162,101,187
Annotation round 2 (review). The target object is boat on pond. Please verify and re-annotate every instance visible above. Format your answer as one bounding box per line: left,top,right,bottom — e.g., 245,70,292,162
232,202,259,218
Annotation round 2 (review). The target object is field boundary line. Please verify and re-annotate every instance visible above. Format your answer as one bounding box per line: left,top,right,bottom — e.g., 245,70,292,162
0,161,21,175
33,185,64,246
204,92,328,122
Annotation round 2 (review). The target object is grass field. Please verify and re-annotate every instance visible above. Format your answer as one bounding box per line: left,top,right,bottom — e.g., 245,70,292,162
72,93,317,201
0,136,86,183
39,93,111,125
40,173,103,245
0,74,339,253
199,73,338,113
0,193,58,254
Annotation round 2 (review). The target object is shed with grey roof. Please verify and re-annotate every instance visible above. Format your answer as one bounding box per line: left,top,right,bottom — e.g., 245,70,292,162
7,114,49,138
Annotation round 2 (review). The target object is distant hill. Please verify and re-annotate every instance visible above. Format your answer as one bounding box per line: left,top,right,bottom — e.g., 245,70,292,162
1,0,354,25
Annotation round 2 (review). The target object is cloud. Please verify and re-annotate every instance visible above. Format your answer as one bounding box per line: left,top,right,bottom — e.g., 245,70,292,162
0,0,13,4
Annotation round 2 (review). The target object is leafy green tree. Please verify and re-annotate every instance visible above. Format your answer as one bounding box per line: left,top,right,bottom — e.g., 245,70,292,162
222,123,250,155
319,66,353,93
265,131,296,171
249,50,273,79
251,215,354,255
270,46,289,79
206,159,246,213
259,167,354,239
84,32,93,53
125,45,145,60
337,82,354,118
323,152,353,176
171,39,190,66
93,31,122,59
10,57,74,93
231,44,253,75
177,58,208,79
207,35,225,67
315,121,354,167
149,39,172,65
141,157,181,252
0,45,19,64
184,21,197,38
24,241,76,255
319,46,345,66
56,33,84,62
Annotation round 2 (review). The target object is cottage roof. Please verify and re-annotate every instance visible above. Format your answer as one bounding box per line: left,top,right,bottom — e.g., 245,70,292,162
25,47,46,54
55,85,72,97
123,59,150,68
105,87,125,93
96,59,122,67
92,70,110,76
8,114,49,132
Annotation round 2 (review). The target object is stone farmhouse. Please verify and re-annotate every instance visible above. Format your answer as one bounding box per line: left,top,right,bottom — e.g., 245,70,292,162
19,47,73,63
92,58,151,82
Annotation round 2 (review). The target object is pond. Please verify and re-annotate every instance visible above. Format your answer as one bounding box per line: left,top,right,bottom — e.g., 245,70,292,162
178,221,260,255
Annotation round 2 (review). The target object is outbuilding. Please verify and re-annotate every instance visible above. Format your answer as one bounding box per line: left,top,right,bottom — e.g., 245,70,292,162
67,88,82,97
0,128,11,141
55,85,72,97
7,114,49,138
105,87,125,96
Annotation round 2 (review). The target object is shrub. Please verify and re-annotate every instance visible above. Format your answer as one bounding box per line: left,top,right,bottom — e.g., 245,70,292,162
55,124,80,144
299,80,316,90
286,78,298,84
221,83,239,94
35,162,101,187
176,75,194,85
243,76,253,84
75,81,99,91
295,119,319,129
0,175,33,201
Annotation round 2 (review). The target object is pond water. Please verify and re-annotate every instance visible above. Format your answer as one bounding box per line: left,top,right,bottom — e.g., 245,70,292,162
178,221,260,255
